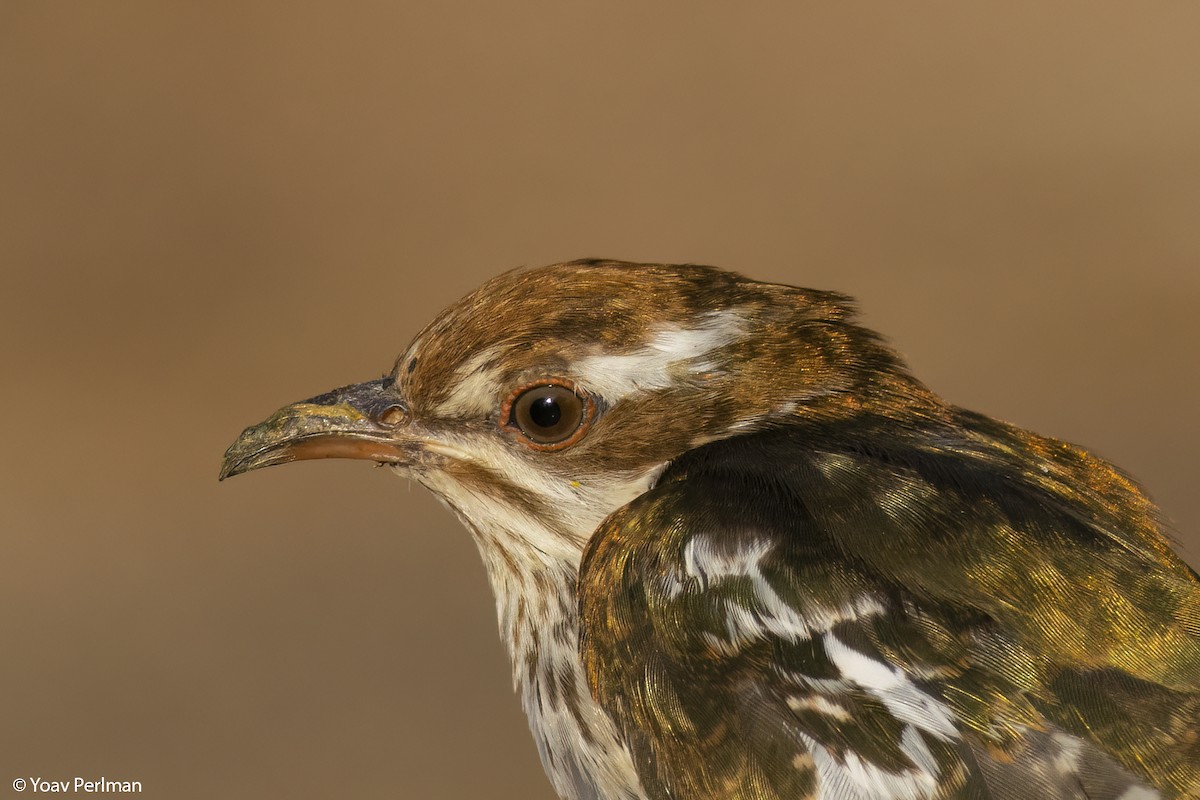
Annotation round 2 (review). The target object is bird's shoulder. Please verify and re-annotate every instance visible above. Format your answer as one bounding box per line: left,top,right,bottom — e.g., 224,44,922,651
579,413,1200,799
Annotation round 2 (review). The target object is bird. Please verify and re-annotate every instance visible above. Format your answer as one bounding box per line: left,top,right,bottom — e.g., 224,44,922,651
220,259,1200,800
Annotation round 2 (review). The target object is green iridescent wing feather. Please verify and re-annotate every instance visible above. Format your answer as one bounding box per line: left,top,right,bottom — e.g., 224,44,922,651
579,412,1200,799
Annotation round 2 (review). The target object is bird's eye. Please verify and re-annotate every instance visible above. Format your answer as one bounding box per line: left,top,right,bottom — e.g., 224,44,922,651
504,381,593,449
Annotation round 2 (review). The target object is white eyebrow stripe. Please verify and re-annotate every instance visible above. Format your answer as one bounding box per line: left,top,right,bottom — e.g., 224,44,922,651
435,345,507,417
431,309,747,417
573,310,747,400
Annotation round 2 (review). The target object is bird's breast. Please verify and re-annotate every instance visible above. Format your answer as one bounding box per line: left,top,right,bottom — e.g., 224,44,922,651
495,555,647,800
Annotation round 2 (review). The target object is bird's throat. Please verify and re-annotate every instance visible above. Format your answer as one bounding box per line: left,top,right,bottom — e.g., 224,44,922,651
440,500,647,800
410,458,666,800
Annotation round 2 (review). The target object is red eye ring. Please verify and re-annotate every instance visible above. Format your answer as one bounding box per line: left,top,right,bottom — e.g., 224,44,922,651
500,378,595,451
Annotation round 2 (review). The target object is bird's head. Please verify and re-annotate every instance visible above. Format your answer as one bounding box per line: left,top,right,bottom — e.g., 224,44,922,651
221,260,940,559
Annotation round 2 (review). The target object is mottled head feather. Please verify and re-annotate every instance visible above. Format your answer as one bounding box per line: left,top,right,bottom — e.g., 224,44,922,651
397,259,947,483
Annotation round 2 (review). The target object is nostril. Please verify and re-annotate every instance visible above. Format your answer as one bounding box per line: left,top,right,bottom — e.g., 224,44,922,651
378,405,407,427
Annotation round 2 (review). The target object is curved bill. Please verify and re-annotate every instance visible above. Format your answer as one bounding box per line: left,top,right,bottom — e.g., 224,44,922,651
219,378,411,481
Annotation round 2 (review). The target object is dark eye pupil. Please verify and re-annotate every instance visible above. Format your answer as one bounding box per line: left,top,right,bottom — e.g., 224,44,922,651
528,396,561,428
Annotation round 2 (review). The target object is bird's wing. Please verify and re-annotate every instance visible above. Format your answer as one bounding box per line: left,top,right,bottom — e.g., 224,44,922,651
579,416,1200,800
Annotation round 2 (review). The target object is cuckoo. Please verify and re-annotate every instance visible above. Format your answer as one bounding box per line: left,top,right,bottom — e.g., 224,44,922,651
222,260,1199,800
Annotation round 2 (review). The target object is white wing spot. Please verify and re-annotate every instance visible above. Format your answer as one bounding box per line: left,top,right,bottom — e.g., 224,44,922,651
801,727,941,800
683,535,773,587
787,695,852,721
1050,731,1083,775
1115,788,1161,800
823,634,959,742
678,534,886,647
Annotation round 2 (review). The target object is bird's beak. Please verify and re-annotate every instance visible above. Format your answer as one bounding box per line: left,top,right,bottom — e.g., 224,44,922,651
219,378,411,481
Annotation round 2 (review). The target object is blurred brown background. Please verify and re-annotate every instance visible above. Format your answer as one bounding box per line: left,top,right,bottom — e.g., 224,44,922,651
2,3,1198,798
